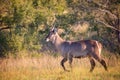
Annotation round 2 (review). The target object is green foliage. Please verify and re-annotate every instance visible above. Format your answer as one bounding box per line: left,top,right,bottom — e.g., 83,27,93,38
0,0,120,57
0,32,9,56
0,32,22,57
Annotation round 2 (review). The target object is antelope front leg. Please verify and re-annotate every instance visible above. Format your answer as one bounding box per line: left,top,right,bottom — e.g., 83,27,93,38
68,55,73,70
60,58,68,71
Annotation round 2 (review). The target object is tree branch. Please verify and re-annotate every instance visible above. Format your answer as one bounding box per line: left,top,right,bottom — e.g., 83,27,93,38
96,19,120,32
0,26,11,31
97,8,117,19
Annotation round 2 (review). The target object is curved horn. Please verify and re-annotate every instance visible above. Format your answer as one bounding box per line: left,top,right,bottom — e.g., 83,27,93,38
51,21,57,31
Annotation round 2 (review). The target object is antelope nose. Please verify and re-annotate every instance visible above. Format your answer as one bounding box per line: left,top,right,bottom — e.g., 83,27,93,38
46,38,50,42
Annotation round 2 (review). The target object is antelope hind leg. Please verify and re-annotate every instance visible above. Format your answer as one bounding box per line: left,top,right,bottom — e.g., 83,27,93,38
100,59,108,71
92,53,108,71
89,58,96,72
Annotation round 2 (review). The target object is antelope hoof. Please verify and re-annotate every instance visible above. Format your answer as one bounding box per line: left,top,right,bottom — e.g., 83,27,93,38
89,69,93,72
65,69,70,72
105,68,108,72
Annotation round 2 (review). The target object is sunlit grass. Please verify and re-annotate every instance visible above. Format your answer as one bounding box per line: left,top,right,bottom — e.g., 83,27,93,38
0,54,120,80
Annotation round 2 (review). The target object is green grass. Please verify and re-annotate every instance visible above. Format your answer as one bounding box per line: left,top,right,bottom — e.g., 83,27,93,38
0,54,120,80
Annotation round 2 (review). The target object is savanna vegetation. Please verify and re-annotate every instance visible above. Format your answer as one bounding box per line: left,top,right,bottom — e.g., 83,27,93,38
0,0,120,80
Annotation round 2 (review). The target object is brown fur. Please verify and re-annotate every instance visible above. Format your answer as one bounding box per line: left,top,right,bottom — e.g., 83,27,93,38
46,27,108,72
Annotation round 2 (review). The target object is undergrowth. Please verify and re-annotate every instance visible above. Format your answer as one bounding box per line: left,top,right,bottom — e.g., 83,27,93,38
0,51,120,80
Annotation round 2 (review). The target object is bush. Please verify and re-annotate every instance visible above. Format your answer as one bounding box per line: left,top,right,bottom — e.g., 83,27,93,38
0,31,22,57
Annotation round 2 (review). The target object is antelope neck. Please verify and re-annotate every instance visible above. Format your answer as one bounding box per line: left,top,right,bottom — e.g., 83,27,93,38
54,33,64,50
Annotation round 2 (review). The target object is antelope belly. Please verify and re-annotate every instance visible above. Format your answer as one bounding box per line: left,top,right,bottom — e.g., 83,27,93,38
72,50,88,58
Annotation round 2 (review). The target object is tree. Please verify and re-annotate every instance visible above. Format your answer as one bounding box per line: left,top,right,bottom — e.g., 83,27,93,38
0,0,120,56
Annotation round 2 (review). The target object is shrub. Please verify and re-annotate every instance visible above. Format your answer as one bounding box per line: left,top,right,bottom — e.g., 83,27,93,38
0,31,22,57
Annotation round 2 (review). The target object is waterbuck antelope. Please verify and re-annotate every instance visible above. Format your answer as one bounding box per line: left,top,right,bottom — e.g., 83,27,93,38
45,27,108,72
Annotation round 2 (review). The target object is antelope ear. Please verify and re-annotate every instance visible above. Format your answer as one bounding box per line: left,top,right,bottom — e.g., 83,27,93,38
51,27,58,33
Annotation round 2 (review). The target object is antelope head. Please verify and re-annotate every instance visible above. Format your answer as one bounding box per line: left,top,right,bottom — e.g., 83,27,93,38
45,27,58,42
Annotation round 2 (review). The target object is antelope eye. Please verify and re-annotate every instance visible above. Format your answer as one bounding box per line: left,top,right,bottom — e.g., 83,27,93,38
52,30,56,34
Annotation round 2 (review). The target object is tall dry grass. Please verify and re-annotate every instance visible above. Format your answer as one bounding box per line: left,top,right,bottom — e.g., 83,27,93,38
0,53,120,80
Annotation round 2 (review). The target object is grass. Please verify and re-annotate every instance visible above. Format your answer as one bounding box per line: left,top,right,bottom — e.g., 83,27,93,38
0,54,120,80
